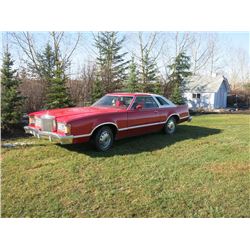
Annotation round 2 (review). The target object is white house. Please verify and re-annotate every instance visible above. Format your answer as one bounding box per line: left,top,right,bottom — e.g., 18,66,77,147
183,75,230,110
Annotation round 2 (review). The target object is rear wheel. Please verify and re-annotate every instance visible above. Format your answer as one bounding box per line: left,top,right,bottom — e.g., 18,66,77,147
93,126,114,151
164,117,176,134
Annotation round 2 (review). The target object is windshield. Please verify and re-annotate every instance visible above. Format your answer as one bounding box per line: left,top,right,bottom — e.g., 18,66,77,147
92,95,133,108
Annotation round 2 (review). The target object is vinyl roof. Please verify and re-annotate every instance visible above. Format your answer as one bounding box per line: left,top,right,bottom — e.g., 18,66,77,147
107,93,151,96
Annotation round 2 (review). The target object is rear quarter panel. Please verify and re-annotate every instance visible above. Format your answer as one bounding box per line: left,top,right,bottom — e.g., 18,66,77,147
157,105,189,122
174,105,190,120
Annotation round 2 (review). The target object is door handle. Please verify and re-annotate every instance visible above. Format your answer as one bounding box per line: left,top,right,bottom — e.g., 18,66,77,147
154,110,159,113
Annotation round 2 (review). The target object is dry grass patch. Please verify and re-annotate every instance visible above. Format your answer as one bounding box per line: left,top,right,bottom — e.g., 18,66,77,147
207,162,250,175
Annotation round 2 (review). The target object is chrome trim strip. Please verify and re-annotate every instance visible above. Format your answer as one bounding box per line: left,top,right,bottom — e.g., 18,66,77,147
92,122,118,131
70,122,119,138
118,114,190,132
75,115,191,134
73,134,91,138
179,115,189,120
166,113,180,121
118,121,166,131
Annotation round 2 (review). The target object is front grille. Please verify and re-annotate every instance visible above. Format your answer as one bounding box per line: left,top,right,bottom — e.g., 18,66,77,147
40,115,55,132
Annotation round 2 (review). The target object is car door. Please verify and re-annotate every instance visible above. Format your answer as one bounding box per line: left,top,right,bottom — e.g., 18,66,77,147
127,96,161,128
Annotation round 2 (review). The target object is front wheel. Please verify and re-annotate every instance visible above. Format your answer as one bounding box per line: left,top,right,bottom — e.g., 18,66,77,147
93,126,114,151
164,117,176,134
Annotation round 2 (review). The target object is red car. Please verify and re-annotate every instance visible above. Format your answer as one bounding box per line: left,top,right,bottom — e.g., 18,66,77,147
24,93,192,151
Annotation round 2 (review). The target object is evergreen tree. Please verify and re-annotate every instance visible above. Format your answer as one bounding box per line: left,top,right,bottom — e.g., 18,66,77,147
170,83,184,104
92,78,104,101
44,60,73,109
34,44,73,109
35,43,56,81
143,49,158,83
126,56,140,92
93,32,129,96
168,52,192,104
1,50,24,132
138,49,159,92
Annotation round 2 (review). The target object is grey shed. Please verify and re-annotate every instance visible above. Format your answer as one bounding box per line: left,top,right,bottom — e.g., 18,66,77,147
183,75,230,110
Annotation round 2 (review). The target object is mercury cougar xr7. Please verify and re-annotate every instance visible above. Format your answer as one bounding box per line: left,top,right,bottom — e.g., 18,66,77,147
24,93,192,151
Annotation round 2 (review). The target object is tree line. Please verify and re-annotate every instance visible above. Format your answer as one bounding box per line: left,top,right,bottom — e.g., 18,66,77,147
1,31,249,132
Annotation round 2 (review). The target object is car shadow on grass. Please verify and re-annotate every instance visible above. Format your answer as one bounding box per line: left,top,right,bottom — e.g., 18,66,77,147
60,125,222,157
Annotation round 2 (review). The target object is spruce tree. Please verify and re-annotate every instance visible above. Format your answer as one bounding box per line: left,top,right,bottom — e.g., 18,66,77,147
170,84,184,104
1,50,24,132
35,44,73,109
92,78,104,101
138,49,159,92
44,60,73,109
126,56,140,92
93,32,129,96
143,49,158,84
35,43,56,81
168,52,192,104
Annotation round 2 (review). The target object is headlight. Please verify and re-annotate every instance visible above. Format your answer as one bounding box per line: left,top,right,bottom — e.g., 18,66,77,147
57,122,71,134
29,116,35,125
57,122,65,131
35,117,41,127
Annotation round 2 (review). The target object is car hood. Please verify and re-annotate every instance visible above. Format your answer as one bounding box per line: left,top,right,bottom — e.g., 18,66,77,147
29,106,123,122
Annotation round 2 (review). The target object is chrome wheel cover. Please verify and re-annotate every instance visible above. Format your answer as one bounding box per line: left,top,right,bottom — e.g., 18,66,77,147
167,120,175,134
99,130,111,149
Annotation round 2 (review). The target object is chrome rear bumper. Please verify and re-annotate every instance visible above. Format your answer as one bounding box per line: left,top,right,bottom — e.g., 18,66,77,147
188,116,192,122
24,126,73,144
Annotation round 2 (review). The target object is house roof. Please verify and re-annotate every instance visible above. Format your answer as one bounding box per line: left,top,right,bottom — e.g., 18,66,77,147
184,75,230,93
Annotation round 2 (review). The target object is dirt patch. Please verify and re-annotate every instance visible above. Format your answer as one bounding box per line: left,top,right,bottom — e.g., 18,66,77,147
207,162,250,175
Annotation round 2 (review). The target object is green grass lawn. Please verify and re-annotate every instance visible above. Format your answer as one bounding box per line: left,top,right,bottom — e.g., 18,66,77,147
1,114,250,217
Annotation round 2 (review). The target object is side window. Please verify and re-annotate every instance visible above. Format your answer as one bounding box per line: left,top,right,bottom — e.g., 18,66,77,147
156,96,169,106
144,96,158,108
132,96,145,109
132,96,158,109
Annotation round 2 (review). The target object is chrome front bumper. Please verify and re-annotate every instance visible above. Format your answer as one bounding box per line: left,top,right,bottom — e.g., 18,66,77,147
24,126,73,144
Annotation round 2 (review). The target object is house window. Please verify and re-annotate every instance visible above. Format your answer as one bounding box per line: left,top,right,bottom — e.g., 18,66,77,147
192,93,201,99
